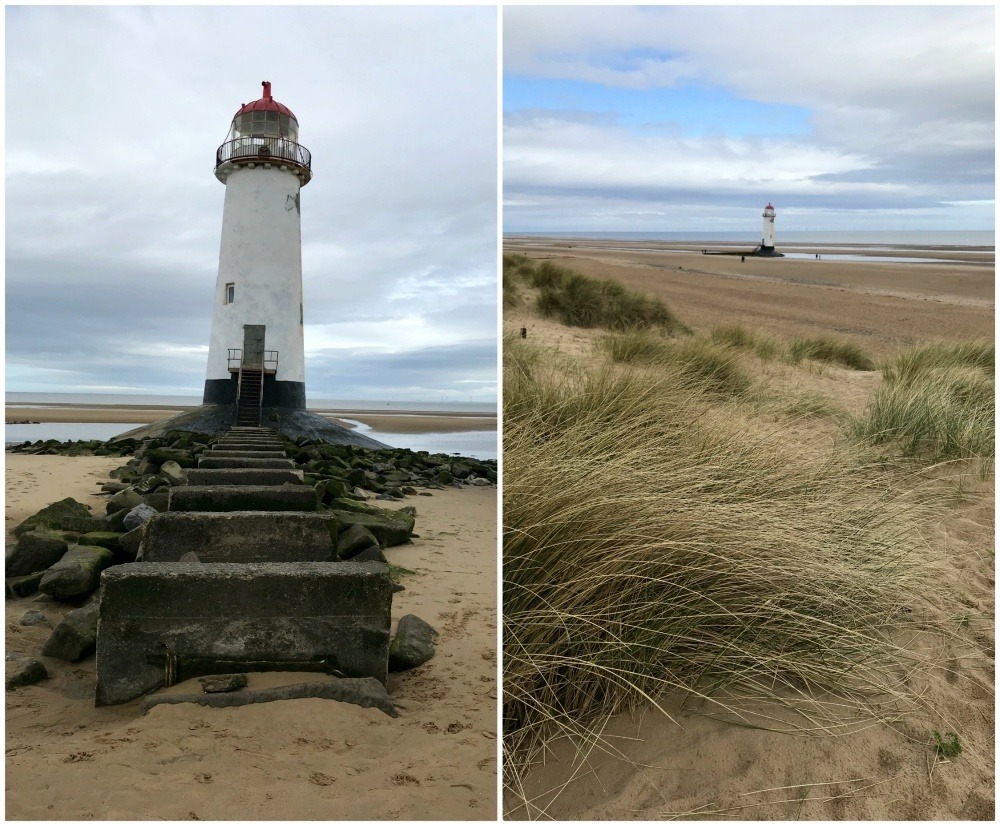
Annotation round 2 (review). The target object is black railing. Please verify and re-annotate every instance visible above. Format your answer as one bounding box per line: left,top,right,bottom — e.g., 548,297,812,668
216,137,311,171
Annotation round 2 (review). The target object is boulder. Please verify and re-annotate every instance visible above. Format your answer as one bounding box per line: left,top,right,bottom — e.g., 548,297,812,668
41,601,100,661
327,505,415,548
107,489,144,515
78,532,125,552
6,571,46,599
20,609,50,627
146,447,196,468
352,545,388,565
123,504,159,533
143,491,171,512
6,530,68,577
5,653,49,689
388,615,437,672
118,526,145,561
13,498,92,538
337,524,381,560
159,460,187,486
39,546,114,599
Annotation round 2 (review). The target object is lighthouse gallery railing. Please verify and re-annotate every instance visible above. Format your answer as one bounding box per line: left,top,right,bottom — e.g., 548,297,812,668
216,137,311,171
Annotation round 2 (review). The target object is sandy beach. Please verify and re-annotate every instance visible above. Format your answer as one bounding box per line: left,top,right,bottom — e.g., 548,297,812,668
5,454,497,819
505,238,993,357
502,241,994,819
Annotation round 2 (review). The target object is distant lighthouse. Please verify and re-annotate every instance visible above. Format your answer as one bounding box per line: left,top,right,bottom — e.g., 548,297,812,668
203,81,312,419
761,202,776,254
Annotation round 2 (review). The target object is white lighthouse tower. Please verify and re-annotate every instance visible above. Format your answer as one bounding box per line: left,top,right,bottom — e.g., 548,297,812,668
760,202,776,254
203,81,311,420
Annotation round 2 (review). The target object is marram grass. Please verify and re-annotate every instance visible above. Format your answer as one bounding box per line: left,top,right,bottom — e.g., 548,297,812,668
503,338,937,807
851,340,994,469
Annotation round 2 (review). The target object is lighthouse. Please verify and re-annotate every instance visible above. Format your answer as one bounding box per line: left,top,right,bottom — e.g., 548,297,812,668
203,81,311,419
760,202,776,255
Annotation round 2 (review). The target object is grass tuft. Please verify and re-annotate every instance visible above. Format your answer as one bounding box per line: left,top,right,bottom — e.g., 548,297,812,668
789,335,875,371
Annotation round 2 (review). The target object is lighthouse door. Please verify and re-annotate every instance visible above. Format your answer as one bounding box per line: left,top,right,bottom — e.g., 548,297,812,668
242,325,266,369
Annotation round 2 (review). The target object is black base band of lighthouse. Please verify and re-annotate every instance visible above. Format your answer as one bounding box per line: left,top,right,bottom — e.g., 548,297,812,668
202,377,306,410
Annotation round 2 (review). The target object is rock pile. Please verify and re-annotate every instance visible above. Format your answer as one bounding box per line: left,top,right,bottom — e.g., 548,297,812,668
6,427,496,711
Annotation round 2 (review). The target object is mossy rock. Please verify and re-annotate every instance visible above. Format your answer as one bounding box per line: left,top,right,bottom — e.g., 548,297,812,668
6,530,69,577
38,545,113,599
327,505,415,548
78,531,125,551
13,498,92,539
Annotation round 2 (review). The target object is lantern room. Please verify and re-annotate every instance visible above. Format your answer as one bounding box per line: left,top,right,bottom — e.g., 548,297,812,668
215,81,311,185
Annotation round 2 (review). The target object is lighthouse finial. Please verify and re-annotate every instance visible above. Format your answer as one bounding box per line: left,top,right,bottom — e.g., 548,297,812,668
262,81,271,99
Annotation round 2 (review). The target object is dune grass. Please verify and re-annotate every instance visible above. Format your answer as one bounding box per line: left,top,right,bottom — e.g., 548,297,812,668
710,323,783,361
851,340,994,469
504,254,689,334
597,330,756,398
789,335,875,371
503,337,936,810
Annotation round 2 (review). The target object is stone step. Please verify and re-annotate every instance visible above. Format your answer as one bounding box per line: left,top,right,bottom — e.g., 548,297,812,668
96,560,392,706
211,442,286,451
202,449,288,459
138,511,336,563
197,457,296,470
168,485,318,513
185,469,305,487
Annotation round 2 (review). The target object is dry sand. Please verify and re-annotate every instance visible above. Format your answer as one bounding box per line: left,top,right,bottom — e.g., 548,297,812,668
502,242,994,820
5,455,498,819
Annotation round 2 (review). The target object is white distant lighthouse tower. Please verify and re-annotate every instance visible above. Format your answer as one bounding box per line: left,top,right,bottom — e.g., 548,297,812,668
203,81,312,417
760,202,776,254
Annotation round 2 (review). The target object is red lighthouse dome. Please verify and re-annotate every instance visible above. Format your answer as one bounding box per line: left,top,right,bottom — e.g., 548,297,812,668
215,81,311,185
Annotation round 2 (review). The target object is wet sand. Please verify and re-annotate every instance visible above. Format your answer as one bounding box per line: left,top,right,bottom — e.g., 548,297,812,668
6,405,496,435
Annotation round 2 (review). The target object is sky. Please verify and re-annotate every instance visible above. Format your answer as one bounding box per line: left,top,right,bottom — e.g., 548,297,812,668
5,5,498,403
503,5,995,233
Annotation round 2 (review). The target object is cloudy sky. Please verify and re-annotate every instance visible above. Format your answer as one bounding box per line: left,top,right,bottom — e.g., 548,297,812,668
504,5,994,233
6,5,497,403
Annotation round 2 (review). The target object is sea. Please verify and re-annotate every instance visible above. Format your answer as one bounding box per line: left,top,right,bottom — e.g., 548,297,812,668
5,394,498,460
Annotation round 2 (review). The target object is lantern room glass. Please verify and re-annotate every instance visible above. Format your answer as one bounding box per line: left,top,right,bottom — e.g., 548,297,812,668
232,111,298,143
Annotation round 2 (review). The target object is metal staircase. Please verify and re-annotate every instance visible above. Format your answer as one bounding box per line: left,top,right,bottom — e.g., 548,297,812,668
235,366,264,426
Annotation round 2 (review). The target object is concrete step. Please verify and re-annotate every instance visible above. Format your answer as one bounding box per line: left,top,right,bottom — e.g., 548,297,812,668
202,449,288,459
211,442,285,451
168,485,318,512
96,560,392,706
138,511,336,563
197,457,296,470
185,469,305,487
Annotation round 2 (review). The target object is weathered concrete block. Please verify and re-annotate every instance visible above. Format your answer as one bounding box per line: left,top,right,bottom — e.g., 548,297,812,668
197,457,296,470
185,469,305,487
204,448,286,458
329,505,415,548
138,512,336,563
96,561,392,706
167,486,318,513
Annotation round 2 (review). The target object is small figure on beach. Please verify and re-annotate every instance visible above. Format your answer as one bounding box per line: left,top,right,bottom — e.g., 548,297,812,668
520,327,527,339
741,255,745,263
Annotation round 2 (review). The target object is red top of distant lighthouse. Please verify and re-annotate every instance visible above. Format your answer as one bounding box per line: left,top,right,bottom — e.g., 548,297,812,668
764,203,774,211
233,81,298,121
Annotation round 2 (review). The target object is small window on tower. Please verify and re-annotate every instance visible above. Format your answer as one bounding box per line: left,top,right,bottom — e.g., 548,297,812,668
225,283,235,304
